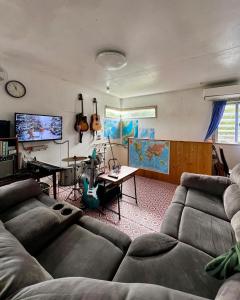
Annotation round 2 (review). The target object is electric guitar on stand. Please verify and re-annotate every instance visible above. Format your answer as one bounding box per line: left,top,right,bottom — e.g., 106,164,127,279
74,93,89,143
90,98,102,135
82,148,100,209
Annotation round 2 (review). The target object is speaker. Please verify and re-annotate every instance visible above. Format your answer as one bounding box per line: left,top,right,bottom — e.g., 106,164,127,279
0,120,10,138
0,157,14,179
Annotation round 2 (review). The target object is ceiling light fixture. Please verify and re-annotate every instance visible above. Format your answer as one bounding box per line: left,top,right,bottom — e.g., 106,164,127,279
96,50,127,71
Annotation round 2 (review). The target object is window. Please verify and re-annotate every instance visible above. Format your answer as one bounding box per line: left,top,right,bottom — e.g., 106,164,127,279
105,106,157,119
105,107,121,119
217,102,239,143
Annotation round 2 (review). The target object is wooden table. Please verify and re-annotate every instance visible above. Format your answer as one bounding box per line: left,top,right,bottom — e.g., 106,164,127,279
98,166,139,220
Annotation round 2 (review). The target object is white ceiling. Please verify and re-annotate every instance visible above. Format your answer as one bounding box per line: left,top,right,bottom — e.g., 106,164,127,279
1,0,240,98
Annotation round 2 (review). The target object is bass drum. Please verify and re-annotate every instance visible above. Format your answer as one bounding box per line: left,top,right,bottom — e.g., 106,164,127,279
59,167,74,186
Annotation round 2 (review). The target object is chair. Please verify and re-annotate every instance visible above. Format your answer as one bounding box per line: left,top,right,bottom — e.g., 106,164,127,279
219,148,230,176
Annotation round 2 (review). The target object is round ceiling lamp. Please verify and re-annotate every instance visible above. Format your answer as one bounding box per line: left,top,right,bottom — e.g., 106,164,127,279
96,50,127,71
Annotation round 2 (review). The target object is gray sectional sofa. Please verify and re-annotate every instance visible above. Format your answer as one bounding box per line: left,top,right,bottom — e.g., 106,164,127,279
1,166,240,300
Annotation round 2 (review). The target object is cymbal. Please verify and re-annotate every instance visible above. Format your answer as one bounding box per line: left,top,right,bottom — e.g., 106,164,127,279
62,156,88,162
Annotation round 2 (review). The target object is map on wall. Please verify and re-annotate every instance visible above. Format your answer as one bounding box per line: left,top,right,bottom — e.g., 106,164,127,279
129,138,170,174
122,120,138,145
104,119,120,139
138,128,155,139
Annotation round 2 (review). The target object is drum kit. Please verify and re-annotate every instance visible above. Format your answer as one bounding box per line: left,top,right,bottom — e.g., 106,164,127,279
59,138,119,203
59,150,104,202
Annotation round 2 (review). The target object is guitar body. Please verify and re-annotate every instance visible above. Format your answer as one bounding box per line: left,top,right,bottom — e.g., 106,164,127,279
82,177,99,209
90,114,102,131
79,116,89,132
82,148,100,209
74,113,82,132
74,94,89,142
90,98,102,133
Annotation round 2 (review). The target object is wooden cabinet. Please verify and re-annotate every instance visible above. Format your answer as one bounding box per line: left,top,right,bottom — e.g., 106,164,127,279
136,140,212,184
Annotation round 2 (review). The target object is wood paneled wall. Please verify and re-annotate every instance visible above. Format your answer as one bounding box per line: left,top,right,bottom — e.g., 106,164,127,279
135,140,212,184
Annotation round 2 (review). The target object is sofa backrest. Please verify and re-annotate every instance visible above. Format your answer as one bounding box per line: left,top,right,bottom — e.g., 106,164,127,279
224,183,240,242
0,220,52,299
0,179,42,213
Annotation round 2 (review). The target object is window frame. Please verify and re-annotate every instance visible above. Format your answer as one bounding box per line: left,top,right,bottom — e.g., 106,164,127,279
216,101,240,144
105,105,157,119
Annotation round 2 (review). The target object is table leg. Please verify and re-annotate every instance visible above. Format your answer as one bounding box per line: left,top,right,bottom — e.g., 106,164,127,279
134,175,138,205
117,192,121,220
53,172,57,200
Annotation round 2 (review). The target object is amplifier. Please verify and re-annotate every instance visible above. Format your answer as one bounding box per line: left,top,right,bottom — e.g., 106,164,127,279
0,157,14,179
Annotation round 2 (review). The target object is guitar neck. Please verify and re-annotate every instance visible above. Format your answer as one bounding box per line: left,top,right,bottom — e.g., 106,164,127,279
93,98,98,116
78,94,84,115
81,99,84,115
89,160,94,188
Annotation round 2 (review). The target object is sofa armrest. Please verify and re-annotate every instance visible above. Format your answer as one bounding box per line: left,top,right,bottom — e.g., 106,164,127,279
180,172,231,197
78,215,131,253
11,277,210,300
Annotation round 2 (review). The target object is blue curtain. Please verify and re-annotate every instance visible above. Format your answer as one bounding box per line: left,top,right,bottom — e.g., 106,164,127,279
204,100,227,141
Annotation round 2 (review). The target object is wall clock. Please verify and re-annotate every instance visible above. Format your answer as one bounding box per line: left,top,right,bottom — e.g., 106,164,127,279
5,80,26,98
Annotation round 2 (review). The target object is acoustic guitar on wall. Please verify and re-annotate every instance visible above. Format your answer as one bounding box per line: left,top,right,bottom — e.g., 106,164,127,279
90,98,102,133
74,93,89,143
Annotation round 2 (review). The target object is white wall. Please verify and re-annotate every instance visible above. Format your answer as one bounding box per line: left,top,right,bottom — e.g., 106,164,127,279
120,88,239,169
0,60,120,167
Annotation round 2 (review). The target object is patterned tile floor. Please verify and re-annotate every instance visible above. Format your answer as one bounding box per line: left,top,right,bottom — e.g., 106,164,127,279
55,176,177,239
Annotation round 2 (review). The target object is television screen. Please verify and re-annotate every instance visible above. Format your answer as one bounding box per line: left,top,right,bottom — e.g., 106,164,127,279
15,113,62,142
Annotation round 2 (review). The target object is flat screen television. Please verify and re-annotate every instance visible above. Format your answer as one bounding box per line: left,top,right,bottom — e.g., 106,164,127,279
15,113,62,142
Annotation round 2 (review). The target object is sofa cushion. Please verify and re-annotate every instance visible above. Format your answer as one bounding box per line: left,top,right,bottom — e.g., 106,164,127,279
113,233,221,299
186,189,228,220
37,224,125,280
179,207,235,257
78,215,131,253
215,273,240,300
0,179,41,213
224,184,240,220
161,205,235,257
0,197,46,222
0,220,52,299
11,277,209,300
230,163,240,185
181,172,231,197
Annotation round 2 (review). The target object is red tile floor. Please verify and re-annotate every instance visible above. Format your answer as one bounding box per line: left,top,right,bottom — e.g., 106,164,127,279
55,176,177,239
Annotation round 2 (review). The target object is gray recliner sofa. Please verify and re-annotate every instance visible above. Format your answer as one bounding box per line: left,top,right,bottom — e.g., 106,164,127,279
1,165,240,300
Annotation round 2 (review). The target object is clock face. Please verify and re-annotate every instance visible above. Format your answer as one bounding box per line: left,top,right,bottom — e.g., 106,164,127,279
5,80,26,98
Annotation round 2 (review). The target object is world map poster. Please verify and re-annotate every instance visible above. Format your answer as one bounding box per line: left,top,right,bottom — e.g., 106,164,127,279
129,138,170,174
104,119,121,139
122,120,138,145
